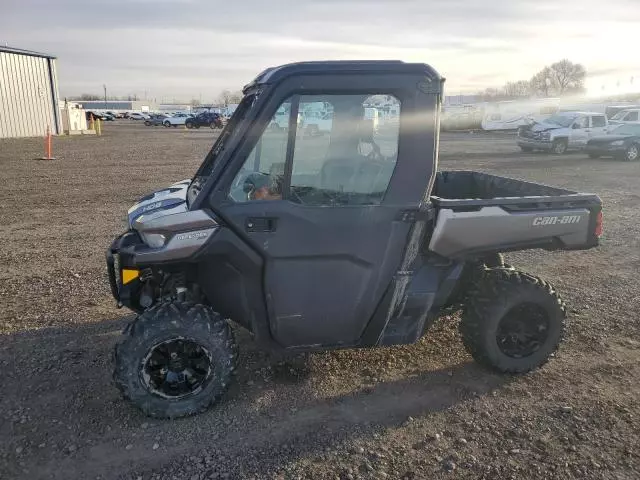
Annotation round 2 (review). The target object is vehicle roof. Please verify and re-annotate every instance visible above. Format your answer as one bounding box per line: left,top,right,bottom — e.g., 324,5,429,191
244,60,442,92
556,111,605,116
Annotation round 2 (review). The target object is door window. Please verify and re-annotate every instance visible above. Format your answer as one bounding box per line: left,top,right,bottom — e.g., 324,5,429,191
574,116,588,129
290,94,401,206
229,100,291,202
591,115,606,127
625,111,639,121
229,94,401,206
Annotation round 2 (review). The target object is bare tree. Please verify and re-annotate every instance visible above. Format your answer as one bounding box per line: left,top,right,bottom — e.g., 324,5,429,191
530,67,553,97
548,59,586,95
529,60,586,97
503,80,531,98
218,89,243,105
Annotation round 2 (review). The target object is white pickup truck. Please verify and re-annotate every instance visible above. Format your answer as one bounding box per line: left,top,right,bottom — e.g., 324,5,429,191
517,111,608,154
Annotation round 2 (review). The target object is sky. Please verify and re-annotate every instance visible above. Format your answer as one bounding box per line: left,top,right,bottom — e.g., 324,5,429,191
2,0,639,103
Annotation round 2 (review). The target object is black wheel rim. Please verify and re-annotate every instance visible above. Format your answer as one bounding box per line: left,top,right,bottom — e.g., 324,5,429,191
496,303,550,358
140,339,212,399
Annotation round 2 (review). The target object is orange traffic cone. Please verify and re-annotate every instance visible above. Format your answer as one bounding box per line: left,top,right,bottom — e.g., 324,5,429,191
40,125,56,160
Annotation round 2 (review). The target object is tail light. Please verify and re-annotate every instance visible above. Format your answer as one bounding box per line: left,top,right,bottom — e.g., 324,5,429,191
595,210,603,237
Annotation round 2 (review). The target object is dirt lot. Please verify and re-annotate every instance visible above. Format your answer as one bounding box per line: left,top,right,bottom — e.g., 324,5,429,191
1,122,639,480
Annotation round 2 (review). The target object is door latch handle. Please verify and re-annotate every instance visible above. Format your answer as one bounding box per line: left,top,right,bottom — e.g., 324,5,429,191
246,217,277,232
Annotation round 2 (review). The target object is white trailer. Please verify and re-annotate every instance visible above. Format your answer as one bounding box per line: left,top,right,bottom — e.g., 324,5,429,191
481,98,560,131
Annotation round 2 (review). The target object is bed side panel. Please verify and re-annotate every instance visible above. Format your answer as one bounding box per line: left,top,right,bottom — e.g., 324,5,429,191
429,206,591,258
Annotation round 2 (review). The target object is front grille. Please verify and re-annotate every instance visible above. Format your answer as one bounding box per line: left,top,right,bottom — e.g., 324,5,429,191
518,128,537,139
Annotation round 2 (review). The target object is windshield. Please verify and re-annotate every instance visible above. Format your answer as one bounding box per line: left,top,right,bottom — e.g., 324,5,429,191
611,124,640,135
186,92,259,206
610,110,630,121
545,114,577,127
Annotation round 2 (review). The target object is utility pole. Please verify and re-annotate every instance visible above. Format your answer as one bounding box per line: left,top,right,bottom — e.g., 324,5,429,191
103,84,107,109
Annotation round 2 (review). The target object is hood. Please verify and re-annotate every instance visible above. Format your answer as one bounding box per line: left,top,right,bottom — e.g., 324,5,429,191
526,121,564,133
127,179,191,228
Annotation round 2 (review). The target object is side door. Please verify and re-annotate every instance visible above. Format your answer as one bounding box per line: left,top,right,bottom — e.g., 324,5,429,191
212,91,432,348
589,114,607,137
569,115,589,148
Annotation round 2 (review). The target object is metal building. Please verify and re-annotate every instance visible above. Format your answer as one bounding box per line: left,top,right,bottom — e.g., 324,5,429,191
0,46,61,139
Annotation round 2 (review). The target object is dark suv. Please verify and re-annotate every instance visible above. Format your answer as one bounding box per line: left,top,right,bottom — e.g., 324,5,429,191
185,112,223,129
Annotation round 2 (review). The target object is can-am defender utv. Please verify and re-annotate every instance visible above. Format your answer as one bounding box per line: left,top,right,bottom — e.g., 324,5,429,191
107,61,603,418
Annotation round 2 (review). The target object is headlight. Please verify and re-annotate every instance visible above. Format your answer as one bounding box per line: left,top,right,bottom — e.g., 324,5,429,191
140,233,167,248
610,140,625,146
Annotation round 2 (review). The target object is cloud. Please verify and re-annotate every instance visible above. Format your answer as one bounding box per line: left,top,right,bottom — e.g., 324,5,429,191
2,0,639,100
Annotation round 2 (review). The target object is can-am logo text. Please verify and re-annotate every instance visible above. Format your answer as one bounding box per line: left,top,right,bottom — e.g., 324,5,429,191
532,215,582,226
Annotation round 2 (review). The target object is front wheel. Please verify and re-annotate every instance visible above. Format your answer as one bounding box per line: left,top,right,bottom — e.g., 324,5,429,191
144,121,151,126
588,153,600,159
551,139,568,155
519,146,533,153
113,302,237,418
460,268,566,373
185,122,194,129
163,121,171,128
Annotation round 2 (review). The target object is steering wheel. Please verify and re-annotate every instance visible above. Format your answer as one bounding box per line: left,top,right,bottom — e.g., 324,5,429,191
242,172,271,201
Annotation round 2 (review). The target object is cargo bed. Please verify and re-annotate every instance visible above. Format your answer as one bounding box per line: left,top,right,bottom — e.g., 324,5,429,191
432,171,601,210
428,171,602,258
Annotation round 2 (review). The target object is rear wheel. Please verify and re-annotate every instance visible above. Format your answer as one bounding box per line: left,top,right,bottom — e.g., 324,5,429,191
113,302,236,418
519,146,533,153
460,268,566,373
588,153,600,159
621,143,639,161
551,139,568,154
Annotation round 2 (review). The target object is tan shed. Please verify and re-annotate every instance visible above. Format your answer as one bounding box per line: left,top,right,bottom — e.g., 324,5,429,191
0,46,61,139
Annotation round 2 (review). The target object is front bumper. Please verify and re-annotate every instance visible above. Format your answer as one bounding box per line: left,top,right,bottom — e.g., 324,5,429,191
517,138,553,150
106,231,144,311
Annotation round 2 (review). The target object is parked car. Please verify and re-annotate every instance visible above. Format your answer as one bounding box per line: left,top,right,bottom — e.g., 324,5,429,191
585,123,640,161
162,113,192,127
608,108,640,126
144,114,171,126
185,112,223,129
105,111,124,119
129,112,150,121
85,111,114,121
605,104,640,119
516,111,608,154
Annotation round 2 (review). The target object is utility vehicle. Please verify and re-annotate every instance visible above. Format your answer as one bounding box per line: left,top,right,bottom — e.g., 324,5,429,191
107,61,603,418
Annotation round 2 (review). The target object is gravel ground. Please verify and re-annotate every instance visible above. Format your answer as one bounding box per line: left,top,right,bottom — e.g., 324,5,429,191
0,122,638,480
